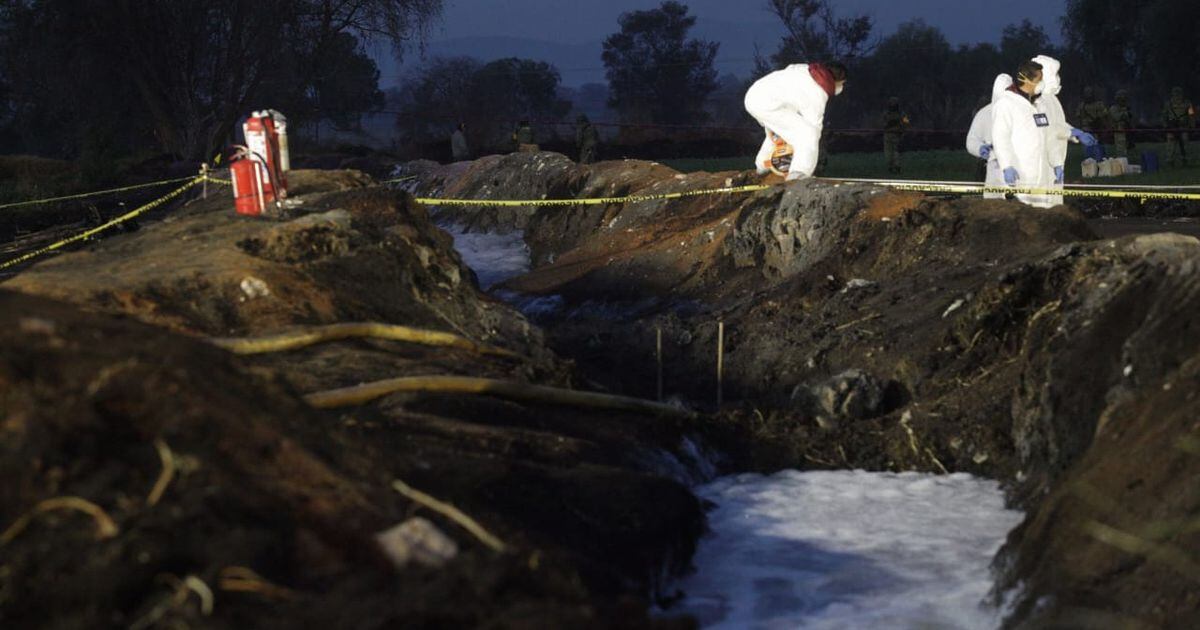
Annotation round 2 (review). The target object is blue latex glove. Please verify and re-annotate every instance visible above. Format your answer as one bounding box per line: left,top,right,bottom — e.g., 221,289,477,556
979,144,992,160
1003,167,1019,185
1071,128,1097,146
1054,165,1065,184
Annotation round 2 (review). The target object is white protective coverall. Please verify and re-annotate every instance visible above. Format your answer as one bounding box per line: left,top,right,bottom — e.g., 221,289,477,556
744,64,831,179
966,74,1014,200
1032,55,1074,206
991,75,1053,208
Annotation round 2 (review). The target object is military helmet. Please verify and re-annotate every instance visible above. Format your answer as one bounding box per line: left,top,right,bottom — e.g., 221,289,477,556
576,114,589,123
1115,89,1128,102
1172,86,1185,98
887,96,900,106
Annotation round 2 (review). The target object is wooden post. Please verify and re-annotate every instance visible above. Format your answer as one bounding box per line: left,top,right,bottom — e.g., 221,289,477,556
656,327,663,402
717,321,725,408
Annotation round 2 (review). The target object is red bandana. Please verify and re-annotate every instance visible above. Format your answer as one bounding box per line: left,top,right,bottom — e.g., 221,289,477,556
808,63,836,97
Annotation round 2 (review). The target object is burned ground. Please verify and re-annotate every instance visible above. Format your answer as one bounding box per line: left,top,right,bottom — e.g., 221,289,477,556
4,152,1200,628
412,151,1200,628
0,170,708,629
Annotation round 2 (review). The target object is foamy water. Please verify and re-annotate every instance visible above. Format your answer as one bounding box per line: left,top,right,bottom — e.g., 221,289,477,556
441,224,531,289
672,470,1024,630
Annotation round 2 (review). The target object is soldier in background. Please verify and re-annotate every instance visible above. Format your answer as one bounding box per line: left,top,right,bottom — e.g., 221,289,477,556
450,122,471,161
1076,86,1111,132
882,97,910,174
1162,87,1196,167
575,114,599,164
1109,90,1133,158
512,120,536,153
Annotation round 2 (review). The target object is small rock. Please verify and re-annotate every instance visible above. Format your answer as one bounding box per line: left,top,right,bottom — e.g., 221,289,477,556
240,276,271,299
842,278,876,292
375,517,459,569
795,369,887,425
18,317,56,335
942,298,965,318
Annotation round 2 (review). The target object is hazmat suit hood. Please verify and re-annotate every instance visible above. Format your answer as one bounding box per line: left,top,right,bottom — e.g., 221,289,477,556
992,74,1013,102
1032,55,1062,96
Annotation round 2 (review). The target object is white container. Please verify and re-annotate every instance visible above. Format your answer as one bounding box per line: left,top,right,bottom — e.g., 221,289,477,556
1098,160,1114,177
1081,158,1098,178
1129,165,1143,174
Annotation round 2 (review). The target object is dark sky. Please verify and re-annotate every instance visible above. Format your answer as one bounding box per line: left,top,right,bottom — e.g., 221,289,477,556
377,0,1068,87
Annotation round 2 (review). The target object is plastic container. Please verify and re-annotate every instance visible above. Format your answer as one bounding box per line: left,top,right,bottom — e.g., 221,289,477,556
1081,158,1099,178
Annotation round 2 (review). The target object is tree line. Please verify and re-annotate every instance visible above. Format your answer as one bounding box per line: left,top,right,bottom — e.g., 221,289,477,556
1,0,1196,166
0,0,439,171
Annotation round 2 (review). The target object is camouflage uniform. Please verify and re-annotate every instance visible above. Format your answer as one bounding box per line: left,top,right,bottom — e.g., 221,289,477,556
882,97,909,174
1109,90,1133,158
1075,87,1111,132
575,115,599,164
512,122,535,152
1163,87,1196,167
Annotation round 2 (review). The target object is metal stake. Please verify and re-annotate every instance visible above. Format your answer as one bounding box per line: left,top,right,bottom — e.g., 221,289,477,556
717,321,725,408
656,327,663,402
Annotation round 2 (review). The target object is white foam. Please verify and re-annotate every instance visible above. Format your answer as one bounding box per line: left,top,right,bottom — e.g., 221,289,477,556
441,225,531,290
673,470,1024,630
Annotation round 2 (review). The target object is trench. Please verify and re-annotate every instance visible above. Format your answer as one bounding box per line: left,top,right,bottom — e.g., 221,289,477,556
444,222,1027,629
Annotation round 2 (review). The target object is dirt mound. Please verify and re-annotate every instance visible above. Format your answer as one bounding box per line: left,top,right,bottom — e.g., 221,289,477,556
5,170,542,357
0,169,712,628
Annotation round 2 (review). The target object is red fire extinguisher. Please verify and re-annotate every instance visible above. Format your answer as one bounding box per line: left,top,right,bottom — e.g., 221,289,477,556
229,146,271,216
243,111,288,200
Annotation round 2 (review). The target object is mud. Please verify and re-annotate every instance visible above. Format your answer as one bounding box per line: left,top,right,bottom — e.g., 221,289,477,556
0,169,709,629
410,151,1200,628
5,150,1200,627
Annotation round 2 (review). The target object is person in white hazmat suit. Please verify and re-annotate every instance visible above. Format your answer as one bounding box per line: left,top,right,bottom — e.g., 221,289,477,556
1031,54,1097,206
744,61,847,180
966,74,1015,200
990,60,1056,208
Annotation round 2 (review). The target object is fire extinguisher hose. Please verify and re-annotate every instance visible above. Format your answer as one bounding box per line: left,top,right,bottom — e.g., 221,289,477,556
208,322,521,359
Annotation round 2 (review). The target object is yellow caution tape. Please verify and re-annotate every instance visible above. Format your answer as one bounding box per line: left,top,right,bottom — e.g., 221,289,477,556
0,176,199,211
0,177,203,271
414,184,772,207
870,181,1200,201
206,176,233,186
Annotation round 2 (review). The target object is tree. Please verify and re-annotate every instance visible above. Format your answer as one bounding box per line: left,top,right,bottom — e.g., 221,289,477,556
999,20,1053,75
759,0,874,72
1063,0,1200,109
601,1,719,126
0,1,441,161
393,56,570,151
472,58,571,127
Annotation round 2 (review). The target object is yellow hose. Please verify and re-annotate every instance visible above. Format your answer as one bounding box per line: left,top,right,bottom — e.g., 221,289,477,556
304,375,694,419
209,322,520,359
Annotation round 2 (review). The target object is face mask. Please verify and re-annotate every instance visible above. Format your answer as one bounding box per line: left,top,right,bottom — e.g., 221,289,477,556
1035,81,1045,95
835,83,845,95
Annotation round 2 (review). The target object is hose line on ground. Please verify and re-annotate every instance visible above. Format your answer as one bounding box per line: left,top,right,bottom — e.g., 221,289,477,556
303,374,695,419
209,322,521,360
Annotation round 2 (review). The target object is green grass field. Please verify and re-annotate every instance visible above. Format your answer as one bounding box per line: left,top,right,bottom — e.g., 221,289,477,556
663,141,1200,187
